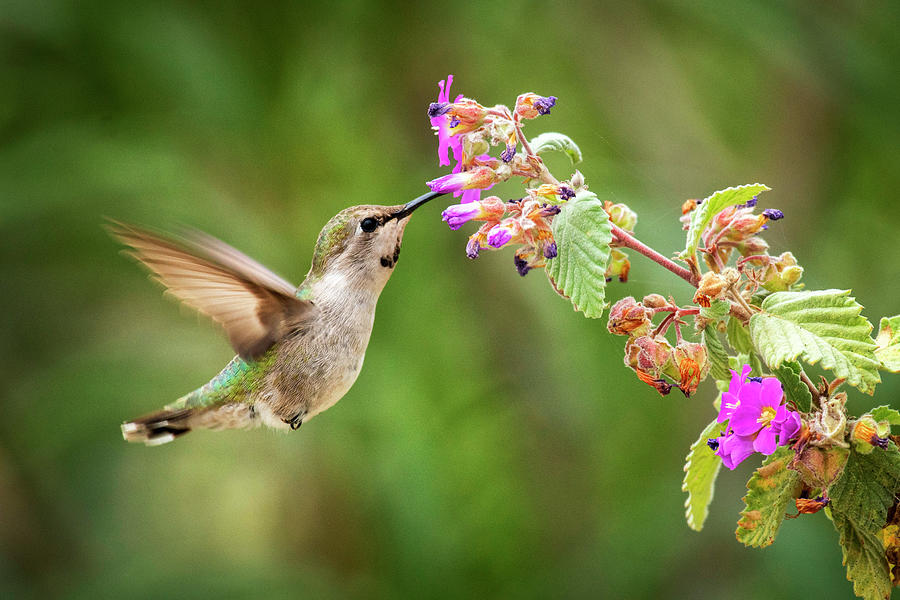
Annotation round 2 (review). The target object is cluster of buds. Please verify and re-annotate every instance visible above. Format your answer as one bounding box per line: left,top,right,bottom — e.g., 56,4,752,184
428,75,583,275
426,75,560,205
681,195,793,278
738,251,804,292
608,296,710,396
441,196,560,275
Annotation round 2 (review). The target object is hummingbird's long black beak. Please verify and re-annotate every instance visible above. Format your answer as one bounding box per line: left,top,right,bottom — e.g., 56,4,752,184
392,190,446,220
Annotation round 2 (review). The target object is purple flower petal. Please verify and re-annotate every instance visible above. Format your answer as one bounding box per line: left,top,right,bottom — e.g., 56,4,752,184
514,254,531,276
543,242,558,259
465,237,481,259
776,410,801,445
762,208,784,220
753,425,778,455
441,204,480,230
486,225,512,248
534,95,557,115
717,432,756,470
760,376,784,406
501,144,516,163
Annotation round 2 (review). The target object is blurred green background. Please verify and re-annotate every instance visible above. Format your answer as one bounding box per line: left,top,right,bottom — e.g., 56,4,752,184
2,1,898,598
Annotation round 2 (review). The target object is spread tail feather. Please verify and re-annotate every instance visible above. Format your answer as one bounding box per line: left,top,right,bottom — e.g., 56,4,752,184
122,408,194,446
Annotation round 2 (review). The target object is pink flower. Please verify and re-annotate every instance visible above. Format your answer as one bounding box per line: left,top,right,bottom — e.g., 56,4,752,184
429,75,463,167
440,196,506,230
486,219,522,248
709,364,802,470
427,167,497,195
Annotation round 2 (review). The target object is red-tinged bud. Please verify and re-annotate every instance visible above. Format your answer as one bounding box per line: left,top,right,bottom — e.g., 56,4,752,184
641,294,668,309
514,93,557,120
697,271,726,299
446,99,487,135
625,335,674,376
608,297,652,336
674,341,709,397
735,236,769,257
427,166,500,194
606,248,631,283
603,201,638,232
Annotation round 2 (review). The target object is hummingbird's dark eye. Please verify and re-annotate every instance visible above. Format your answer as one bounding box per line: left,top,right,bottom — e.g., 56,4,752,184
360,217,379,233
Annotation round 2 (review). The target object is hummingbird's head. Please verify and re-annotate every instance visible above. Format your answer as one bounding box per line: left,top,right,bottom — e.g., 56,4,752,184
307,191,444,286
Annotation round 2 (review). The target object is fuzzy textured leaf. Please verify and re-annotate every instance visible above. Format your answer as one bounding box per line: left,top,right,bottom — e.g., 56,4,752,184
682,183,770,258
700,299,731,322
750,289,881,395
726,317,755,354
875,315,900,372
772,361,813,413
529,132,582,165
829,445,900,600
702,325,731,382
683,419,726,531
870,406,900,426
735,446,802,548
546,191,612,319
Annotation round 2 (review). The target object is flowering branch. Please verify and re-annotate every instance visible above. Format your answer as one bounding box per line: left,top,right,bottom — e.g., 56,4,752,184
422,75,900,600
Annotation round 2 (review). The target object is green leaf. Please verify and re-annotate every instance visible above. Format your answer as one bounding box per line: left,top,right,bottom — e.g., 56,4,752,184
772,361,813,413
735,446,802,548
546,191,612,319
829,445,900,600
529,132,582,165
702,325,731,382
700,299,731,322
750,289,882,395
875,315,900,372
726,317,755,354
681,183,770,258
870,406,900,426
683,419,726,531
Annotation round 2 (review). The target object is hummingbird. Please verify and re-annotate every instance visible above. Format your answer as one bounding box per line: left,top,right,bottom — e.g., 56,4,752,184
108,191,444,445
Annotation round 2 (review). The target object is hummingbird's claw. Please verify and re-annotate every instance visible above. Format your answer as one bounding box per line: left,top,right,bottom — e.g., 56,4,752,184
284,410,306,430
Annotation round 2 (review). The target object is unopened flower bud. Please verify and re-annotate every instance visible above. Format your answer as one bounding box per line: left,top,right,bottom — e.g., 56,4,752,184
514,93,557,120
486,218,522,248
625,335,674,375
604,202,638,232
674,341,710,397
608,297,652,336
735,236,769,256
851,416,890,454
642,294,668,309
428,166,499,194
795,495,830,515
809,393,849,448
605,249,631,283
570,170,586,191
697,272,726,300
763,251,805,292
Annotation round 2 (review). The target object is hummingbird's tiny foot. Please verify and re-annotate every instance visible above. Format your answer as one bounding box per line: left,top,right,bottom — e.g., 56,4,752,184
284,410,306,430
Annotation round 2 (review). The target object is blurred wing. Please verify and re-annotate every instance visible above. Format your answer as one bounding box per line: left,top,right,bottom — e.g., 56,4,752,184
107,220,314,360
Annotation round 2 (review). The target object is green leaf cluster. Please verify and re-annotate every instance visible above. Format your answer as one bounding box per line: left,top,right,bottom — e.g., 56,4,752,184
750,289,881,394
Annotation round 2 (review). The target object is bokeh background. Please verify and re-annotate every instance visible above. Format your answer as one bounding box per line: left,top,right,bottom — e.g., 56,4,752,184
2,1,899,598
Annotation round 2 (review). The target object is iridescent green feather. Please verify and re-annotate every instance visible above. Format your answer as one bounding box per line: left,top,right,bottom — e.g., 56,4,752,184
166,351,277,410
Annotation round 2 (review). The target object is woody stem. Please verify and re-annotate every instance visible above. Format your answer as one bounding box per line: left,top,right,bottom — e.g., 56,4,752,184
610,224,698,287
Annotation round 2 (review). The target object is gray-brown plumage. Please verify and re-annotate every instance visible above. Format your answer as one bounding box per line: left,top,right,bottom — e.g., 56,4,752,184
109,192,442,445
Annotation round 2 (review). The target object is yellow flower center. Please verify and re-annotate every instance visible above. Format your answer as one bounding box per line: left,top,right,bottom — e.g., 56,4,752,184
757,406,777,428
